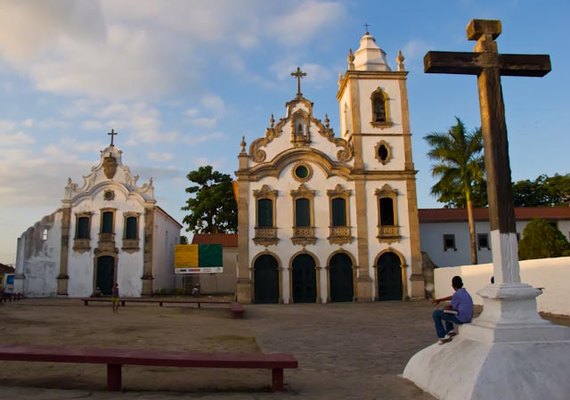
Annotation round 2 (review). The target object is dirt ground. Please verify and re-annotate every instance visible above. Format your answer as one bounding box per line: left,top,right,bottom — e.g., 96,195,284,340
0,298,568,400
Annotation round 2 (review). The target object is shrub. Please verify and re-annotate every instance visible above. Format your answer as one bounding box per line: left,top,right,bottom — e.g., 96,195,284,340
518,218,570,260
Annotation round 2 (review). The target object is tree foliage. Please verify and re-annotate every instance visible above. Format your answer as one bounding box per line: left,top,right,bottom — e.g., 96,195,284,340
424,118,485,264
518,218,570,260
181,165,237,234
512,174,570,207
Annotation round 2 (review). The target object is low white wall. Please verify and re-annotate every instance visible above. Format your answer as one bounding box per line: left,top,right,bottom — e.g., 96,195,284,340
434,256,570,316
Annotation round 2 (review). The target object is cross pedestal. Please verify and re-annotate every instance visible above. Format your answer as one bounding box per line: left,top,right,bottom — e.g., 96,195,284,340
403,19,570,400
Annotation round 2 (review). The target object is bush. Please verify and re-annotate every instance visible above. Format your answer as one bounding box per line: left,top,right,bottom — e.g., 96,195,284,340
518,218,570,260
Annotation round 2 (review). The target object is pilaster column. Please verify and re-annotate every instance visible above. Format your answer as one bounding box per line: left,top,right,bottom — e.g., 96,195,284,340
57,206,71,295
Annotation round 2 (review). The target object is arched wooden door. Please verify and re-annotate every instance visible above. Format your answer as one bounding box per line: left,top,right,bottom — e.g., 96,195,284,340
96,256,115,295
377,252,403,301
292,254,317,303
254,255,279,304
329,253,353,302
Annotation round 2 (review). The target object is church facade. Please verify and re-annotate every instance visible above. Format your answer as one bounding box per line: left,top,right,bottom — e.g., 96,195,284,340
13,137,182,298
235,32,424,304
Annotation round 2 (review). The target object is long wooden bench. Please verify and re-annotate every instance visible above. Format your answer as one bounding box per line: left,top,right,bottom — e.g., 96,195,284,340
0,344,297,392
80,298,245,318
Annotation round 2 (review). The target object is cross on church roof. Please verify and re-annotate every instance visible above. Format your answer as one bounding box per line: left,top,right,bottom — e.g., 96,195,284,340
364,22,371,34
291,67,307,97
108,129,118,146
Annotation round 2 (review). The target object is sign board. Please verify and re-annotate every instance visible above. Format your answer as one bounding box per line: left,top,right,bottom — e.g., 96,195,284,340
174,244,223,274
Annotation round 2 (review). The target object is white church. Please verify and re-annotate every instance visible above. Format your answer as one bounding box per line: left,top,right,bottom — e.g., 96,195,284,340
13,133,182,298
235,31,424,304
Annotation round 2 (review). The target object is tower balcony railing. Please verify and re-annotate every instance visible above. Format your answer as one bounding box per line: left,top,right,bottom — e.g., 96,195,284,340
327,226,353,245
291,226,316,246
377,225,400,243
253,227,279,246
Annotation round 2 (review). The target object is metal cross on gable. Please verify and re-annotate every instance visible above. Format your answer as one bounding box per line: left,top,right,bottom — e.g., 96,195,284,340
291,67,307,97
364,22,371,34
424,19,551,284
108,129,118,146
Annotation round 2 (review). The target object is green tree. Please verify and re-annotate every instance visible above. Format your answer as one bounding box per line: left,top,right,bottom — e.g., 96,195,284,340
181,165,237,234
425,118,485,264
513,173,570,207
519,218,570,260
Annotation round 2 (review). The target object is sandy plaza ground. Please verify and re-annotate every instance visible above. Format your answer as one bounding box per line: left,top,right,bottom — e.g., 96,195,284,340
0,297,569,400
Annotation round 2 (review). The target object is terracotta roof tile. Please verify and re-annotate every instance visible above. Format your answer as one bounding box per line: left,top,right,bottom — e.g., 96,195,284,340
191,233,238,247
419,207,570,223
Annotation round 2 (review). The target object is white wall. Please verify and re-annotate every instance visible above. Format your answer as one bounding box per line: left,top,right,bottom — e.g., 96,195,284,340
434,256,570,316
152,208,181,292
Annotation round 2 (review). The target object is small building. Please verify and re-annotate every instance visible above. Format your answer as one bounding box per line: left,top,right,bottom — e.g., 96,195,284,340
0,263,15,291
419,207,570,267
14,136,182,297
190,233,237,295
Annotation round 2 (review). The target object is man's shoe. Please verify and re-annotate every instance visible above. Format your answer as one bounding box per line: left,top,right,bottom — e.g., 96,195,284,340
438,334,453,345
448,330,457,337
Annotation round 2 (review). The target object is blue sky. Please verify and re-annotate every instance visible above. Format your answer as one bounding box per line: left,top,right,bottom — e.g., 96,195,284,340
1,0,568,264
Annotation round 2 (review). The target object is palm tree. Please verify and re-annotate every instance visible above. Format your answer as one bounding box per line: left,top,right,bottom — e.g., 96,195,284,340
425,118,485,264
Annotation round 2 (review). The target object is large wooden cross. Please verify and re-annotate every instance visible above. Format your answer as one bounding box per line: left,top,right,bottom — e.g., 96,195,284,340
424,20,551,284
291,67,307,97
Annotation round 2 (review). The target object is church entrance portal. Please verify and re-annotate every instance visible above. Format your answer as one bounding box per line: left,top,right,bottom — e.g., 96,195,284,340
329,253,353,302
254,255,279,304
292,254,316,303
96,256,115,295
377,252,403,301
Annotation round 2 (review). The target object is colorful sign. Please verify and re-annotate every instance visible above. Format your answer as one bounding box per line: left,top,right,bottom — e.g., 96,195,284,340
174,244,223,274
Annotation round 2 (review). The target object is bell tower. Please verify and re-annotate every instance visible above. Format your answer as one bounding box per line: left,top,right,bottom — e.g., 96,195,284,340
337,31,424,300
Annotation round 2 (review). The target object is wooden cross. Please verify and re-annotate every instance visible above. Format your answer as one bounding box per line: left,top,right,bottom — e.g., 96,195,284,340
108,129,118,146
424,19,551,284
291,67,307,97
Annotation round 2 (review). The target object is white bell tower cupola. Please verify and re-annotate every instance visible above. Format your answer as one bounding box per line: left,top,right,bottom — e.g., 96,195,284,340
354,32,391,72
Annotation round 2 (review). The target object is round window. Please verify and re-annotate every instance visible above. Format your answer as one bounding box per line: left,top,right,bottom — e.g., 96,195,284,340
295,165,309,179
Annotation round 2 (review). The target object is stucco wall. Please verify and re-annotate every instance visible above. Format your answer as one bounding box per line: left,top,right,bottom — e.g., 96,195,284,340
198,247,238,294
434,256,570,315
152,209,181,292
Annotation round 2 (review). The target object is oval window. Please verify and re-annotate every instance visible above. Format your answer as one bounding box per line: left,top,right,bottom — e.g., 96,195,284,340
378,145,389,162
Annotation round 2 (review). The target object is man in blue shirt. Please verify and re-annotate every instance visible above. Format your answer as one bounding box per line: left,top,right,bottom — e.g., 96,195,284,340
432,276,473,344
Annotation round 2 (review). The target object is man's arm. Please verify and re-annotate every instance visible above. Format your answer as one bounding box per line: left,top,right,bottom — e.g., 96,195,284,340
432,295,453,306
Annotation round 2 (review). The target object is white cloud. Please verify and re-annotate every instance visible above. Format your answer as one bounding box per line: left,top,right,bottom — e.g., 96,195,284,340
147,152,174,162
201,94,225,114
0,131,35,146
268,1,345,46
402,39,432,61
183,131,227,144
189,118,218,129
22,119,34,128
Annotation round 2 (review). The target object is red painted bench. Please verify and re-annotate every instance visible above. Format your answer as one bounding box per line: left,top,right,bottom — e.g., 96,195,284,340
0,344,297,392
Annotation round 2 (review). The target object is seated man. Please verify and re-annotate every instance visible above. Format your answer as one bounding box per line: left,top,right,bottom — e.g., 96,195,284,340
432,275,473,344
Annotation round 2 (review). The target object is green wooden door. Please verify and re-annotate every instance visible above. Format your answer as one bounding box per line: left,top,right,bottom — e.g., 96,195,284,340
254,255,279,304
377,252,402,301
329,253,353,302
292,254,316,303
96,256,115,295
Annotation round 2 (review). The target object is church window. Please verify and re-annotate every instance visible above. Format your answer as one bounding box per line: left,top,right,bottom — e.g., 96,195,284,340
370,88,391,127
257,199,273,228
291,162,313,183
375,185,400,243
101,211,114,234
443,234,457,251
295,198,311,227
253,185,278,246
374,141,393,165
290,184,316,245
331,198,347,227
379,198,395,226
76,216,90,239
327,184,352,245
125,216,138,239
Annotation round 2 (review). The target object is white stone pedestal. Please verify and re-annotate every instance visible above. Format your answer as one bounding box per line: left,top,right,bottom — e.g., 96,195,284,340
403,284,570,400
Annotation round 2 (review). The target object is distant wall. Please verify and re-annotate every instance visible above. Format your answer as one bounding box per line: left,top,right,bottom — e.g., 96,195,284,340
434,257,570,316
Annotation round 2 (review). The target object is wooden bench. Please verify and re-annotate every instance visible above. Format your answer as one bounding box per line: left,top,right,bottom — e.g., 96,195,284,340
80,298,245,318
0,344,297,392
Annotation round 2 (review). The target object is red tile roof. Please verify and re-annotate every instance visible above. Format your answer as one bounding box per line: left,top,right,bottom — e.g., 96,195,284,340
191,233,238,247
419,207,570,223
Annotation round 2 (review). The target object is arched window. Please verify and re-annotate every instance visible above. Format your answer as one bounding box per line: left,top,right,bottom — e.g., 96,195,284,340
370,88,391,127
375,185,400,243
291,184,316,246
253,185,278,246
327,184,352,245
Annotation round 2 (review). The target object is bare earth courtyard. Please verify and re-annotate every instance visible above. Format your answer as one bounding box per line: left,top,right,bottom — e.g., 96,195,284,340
1,299,568,400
